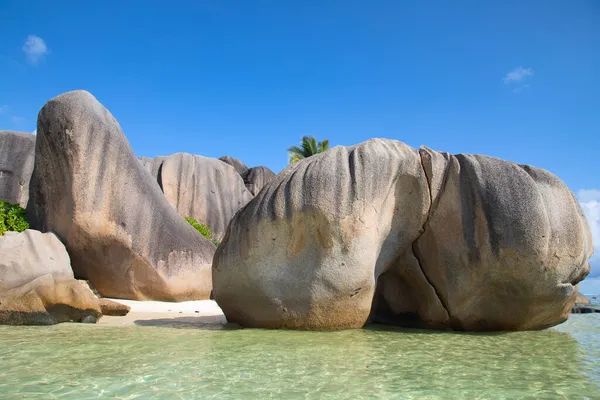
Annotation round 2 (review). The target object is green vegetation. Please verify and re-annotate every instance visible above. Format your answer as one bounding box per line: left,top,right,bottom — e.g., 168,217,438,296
287,135,330,164
0,201,30,236
185,217,220,245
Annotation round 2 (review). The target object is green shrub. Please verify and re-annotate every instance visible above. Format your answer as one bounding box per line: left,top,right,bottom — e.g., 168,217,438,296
0,201,30,236
185,217,220,245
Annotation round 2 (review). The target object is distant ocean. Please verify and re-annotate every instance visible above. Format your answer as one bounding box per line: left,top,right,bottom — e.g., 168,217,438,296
585,294,600,304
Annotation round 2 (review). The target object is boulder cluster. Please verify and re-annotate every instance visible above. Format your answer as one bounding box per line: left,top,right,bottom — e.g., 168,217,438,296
0,90,593,330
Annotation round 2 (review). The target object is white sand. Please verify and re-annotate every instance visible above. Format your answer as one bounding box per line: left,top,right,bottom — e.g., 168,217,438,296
96,299,228,327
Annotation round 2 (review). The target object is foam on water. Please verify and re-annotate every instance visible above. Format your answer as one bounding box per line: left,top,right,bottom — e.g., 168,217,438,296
0,315,599,399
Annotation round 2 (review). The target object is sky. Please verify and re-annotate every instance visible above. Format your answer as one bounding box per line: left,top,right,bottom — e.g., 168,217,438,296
1,1,599,292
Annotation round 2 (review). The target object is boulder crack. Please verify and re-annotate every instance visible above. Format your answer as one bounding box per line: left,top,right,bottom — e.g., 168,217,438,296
413,151,453,322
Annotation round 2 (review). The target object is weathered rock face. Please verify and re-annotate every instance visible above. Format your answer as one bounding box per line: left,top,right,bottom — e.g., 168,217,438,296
214,140,431,329
160,153,253,240
28,90,215,301
0,131,36,207
213,138,592,331
138,156,167,189
0,229,101,325
219,156,249,177
244,166,276,196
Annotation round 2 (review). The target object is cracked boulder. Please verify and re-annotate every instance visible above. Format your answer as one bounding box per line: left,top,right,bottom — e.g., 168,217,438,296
27,90,215,301
212,138,592,331
0,230,101,325
0,131,36,207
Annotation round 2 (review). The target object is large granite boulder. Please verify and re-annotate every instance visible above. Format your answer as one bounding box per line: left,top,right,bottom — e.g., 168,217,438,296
0,131,35,207
0,229,101,325
28,90,215,301
138,156,167,189
219,156,249,177
160,153,253,240
213,139,592,331
244,166,276,196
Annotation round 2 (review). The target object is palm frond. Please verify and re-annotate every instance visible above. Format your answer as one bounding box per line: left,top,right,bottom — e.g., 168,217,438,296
318,139,329,153
301,136,317,156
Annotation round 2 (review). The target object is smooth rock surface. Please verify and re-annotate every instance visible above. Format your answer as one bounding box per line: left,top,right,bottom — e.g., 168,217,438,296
213,138,592,331
575,292,591,305
27,90,215,301
219,156,249,177
98,298,131,316
244,166,276,195
0,131,35,207
160,153,253,240
138,156,167,189
0,229,101,325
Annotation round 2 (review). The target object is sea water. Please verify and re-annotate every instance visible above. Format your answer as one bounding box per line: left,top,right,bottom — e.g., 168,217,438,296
0,315,598,399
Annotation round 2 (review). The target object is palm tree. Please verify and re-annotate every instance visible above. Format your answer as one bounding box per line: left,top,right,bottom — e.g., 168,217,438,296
287,136,330,163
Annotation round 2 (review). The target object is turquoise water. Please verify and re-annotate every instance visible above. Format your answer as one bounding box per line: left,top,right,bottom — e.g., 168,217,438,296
0,316,599,399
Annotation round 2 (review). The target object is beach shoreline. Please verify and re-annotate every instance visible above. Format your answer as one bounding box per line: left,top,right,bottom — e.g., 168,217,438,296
96,299,228,327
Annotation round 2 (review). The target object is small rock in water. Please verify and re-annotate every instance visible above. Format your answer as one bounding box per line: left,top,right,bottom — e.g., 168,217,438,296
81,315,97,323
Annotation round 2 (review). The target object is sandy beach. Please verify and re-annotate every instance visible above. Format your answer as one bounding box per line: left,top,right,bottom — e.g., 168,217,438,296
96,299,228,327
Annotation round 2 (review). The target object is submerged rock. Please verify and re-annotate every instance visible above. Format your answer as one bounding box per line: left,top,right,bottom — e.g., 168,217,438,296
28,90,215,301
0,131,35,207
213,139,592,331
0,230,101,325
160,153,253,240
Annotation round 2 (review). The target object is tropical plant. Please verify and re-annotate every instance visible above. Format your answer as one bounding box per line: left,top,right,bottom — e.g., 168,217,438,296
0,201,30,236
287,135,330,163
185,217,220,245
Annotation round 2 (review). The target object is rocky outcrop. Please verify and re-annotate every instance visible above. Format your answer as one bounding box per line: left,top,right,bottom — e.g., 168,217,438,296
218,156,276,195
98,298,131,316
0,131,35,207
138,156,167,189
137,154,253,240
160,153,253,240
243,166,276,196
0,229,101,325
575,292,591,305
27,90,215,301
219,156,249,177
213,139,592,331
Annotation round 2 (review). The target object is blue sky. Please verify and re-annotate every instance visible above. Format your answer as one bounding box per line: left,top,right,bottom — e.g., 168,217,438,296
1,1,599,291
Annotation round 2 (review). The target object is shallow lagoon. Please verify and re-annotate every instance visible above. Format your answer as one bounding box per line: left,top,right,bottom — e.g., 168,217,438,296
0,315,598,399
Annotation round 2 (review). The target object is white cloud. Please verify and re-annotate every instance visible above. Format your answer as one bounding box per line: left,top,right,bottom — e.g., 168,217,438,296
503,67,534,84
579,189,600,203
0,105,8,114
22,35,49,64
32,129,37,135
